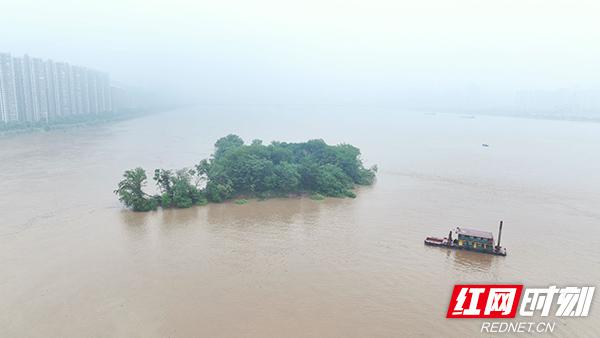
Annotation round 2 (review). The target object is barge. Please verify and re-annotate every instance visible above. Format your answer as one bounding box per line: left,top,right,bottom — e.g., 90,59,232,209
424,221,507,256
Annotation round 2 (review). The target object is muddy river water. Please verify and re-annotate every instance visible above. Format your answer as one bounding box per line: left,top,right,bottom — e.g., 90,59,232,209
1,106,599,337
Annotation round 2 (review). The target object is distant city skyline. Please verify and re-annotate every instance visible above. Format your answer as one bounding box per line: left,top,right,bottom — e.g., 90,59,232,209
0,52,114,124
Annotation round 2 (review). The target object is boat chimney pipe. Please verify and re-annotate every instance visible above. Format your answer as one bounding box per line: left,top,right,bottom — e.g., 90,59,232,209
497,221,503,248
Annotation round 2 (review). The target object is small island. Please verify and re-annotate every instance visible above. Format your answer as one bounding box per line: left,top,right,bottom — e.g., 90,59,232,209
115,134,377,211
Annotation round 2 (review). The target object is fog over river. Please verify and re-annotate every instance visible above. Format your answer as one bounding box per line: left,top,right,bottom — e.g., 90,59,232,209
1,106,599,337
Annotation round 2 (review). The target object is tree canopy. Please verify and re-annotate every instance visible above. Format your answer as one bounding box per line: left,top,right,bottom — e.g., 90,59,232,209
115,134,377,211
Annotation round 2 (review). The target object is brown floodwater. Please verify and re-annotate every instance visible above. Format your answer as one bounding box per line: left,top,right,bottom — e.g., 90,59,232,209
1,106,599,337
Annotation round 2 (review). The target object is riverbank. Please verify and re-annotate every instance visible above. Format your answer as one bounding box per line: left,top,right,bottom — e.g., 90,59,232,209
0,106,179,136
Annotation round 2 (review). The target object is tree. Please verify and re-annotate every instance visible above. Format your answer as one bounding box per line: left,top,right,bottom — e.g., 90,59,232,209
154,169,174,196
267,162,300,192
114,168,158,211
205,179,234,202
358,165,377,185
314,164,353,197
171,172,194,208
153,168,207,208
219,148,274,193
333,144,362,181
214,134,244,158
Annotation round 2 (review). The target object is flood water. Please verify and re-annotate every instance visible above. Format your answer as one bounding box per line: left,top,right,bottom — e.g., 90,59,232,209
1,106,599,337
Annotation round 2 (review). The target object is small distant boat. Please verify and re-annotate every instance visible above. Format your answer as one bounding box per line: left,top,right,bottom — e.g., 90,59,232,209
424,221,507,256
482,143,489,147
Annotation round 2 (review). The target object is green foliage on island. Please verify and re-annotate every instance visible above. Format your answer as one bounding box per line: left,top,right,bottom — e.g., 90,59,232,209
309,193,325,201
115,134,377,211
114,168,159,211
234,199,248,205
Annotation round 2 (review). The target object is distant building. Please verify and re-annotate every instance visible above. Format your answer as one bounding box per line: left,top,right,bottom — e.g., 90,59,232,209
80,67,90,115
32,57,49,122
13,57,28,121
1,52,118,124
56,62,72,116
0,53,19,122
87,69,98,114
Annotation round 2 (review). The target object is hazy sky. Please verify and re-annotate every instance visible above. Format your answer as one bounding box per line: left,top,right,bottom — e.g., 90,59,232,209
3,0,600,106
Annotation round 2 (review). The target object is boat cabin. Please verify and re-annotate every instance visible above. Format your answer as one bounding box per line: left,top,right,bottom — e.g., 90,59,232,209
424,221,506,256
455,227,494,253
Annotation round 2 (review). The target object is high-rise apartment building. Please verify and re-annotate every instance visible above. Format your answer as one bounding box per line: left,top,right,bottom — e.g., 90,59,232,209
13,58,27,121
13,56,36,122
45,60,60,119
31,58,49,122
82,68,91,114
69,65,80,115
1,52,116,124
0,53,19,122
88,71,97,114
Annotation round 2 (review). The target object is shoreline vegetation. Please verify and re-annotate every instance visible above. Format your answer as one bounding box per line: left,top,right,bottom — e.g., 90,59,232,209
0,106,175,136
115,134,377,211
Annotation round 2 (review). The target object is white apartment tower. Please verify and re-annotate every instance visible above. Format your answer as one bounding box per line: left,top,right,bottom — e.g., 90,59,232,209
0,53,19,122
1,52,114,124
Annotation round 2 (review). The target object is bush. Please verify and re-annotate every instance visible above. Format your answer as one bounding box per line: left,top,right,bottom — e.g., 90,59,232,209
344,190,357,198
309,193,325,200
114,168,158,211
315,164,353,197
161,193,172,208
